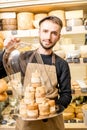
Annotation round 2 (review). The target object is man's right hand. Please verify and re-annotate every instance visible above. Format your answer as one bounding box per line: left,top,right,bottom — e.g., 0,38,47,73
4,36,20,49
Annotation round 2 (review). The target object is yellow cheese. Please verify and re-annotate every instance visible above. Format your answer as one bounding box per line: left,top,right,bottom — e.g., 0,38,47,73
34,13,48,21
17,12,34,30
65,10,83,19
33,13,48,29
48,10,66,26
0,12,16,19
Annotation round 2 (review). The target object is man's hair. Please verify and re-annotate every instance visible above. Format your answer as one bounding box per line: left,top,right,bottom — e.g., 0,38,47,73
39,16,63,28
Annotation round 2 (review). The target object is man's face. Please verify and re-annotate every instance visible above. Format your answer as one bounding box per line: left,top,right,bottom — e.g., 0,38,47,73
39,20,61,50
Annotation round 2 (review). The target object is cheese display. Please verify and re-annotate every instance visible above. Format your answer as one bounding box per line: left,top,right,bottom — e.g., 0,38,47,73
19,70,57,119
17,12,34,30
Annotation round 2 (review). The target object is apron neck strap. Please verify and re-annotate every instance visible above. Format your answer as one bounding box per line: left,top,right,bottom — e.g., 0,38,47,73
29,50,56,65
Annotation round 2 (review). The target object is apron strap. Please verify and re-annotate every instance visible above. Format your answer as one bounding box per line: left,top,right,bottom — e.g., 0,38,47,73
29,50,56,65
52,53,56,65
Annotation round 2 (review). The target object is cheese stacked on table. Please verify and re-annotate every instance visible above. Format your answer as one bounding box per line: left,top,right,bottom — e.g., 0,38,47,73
19,70,56,118
63,104,75,120
63,103,84,121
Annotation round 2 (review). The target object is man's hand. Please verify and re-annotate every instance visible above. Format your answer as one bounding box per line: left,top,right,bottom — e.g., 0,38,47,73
4,36,20,49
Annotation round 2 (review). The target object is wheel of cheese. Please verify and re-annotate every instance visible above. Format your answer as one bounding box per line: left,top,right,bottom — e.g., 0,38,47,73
48,10,66,26
0,12,16,19
0,92,8,101
34,13,48,21
17,12,34,30
2,18,17,25
74,105,83,113
63,112,75,120
76,112,83,120
0,79,8,94
3,24,17,30
65,10,83,19
33,13,48,28
66,18,83,26
64,105,75,113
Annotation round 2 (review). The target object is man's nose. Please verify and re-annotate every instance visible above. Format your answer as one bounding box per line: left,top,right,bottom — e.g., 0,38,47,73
47,32,51,39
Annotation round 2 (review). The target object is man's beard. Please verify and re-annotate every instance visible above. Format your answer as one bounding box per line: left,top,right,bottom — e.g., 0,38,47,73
40,41,56,50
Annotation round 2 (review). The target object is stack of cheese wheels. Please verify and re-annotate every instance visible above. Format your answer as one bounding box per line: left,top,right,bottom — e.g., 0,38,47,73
75,105,83,120
17,12,34,30
0,12,17,30
19,70,56,118
0,32,4,49
48,10,66,27
63,104,75,120
33,13,48,28
0,79,8,102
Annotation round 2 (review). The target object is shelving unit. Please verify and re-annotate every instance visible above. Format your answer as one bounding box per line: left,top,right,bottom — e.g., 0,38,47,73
0,26,87,38
0,0,87,130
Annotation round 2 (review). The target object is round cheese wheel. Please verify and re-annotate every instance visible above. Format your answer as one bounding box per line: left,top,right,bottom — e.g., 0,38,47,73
0,12,16,19
34,13,48,21
2,18,17,25
48,10,66,26
74,105,83,113
64,105,75,113
17,12,34,30
3,24,17,30
63,112,75,120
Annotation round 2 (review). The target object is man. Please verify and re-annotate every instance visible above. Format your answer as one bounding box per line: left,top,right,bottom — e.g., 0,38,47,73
3,16,72,130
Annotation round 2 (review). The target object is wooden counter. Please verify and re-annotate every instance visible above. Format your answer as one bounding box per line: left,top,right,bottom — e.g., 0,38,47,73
0,123,87,130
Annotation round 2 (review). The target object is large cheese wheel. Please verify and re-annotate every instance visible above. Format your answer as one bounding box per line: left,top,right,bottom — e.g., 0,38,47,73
17,12,34,30
3,24,17,30
64,105,75,113
76,112,83,120
63,112,75,120
2,18,17,25
33,13,48,28
48,10,66,26
0,12,16,19
34,13,48,21
65,10,83,19
66,18,83,26
74,105,83,113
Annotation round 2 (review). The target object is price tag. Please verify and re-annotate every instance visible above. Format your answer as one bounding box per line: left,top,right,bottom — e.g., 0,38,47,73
84,25,87,30
11,30,17,35
66,26,72,31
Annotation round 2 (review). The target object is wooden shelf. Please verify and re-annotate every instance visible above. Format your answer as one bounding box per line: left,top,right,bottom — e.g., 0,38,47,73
65,123,87,130
1,26,87,38
0,123,87,130
0,0,87,13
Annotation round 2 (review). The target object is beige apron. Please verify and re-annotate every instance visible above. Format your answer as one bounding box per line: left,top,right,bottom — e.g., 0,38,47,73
15,52,65,130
